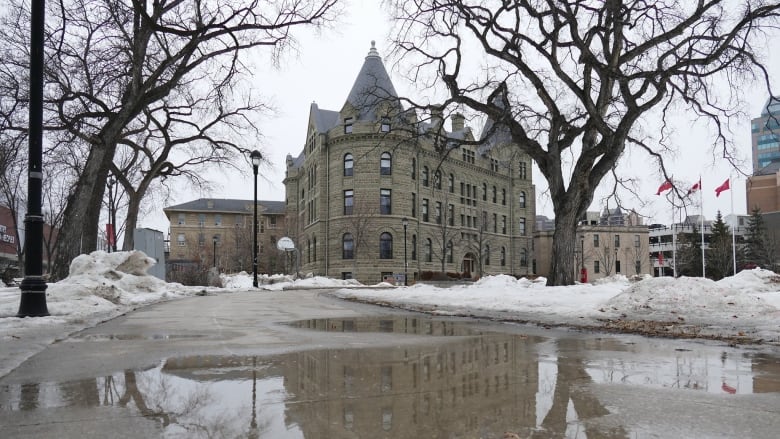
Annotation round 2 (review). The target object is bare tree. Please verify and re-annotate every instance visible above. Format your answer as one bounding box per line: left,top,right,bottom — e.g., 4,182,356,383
426,178,460,275
0,0,339,280
338,195,378,278
389,1,780,285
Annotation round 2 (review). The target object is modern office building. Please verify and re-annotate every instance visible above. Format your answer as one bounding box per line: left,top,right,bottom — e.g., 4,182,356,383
750,96,780,173
283,43,536,284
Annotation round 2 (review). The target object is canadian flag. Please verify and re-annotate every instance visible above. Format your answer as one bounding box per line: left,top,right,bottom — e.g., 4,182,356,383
687,179,701,196
656,180,673,195
715,179,730,197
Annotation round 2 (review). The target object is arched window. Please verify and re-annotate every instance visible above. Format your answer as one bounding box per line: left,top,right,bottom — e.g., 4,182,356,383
422,166,429,186
448,174,455,192
484,244,491,266
519,191,526,208
411,234,417,260
343,233,354,259
482,183,487,201
425,238,432,262
411,157,416,180
447,241,453,263
519,217,527,236
434,170,442,189
492,186,497,203
520,248,528,267
500,247,506,266
501,188,506,205
380,232,393,259
380,152,392,175
344,153,354,176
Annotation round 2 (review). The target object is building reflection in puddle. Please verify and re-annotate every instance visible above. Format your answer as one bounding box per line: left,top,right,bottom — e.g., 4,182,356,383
1,316,778,438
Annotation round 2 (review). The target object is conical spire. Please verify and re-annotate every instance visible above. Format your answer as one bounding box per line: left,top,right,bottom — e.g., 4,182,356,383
344,41,401,122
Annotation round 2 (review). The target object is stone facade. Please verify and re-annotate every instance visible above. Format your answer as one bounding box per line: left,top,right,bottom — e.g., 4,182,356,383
284,43,536,284
164,199,286,274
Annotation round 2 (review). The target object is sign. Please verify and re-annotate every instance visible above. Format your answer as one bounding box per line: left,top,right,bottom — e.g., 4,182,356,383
276,236,295,251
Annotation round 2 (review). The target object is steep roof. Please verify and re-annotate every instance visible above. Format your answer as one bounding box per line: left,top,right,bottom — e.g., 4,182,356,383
310,102,340,133
344,41,403,122
164,198,285,215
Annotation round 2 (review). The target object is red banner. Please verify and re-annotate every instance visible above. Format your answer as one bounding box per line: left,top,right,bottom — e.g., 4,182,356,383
106,224,115,247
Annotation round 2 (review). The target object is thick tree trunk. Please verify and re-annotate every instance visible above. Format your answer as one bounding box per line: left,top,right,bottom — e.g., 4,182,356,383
548,209,580,286
122,193,141,251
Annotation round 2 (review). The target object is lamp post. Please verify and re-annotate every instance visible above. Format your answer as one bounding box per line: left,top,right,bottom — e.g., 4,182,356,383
250,150,262,288
212,235,218,269
17,0,49,317
402,217,409,286
107,177,116,252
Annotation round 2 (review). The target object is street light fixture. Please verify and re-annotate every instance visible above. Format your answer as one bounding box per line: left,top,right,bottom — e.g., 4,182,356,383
250,150,262,288
212,235,218,269
402,217,409,286
17,0,49,317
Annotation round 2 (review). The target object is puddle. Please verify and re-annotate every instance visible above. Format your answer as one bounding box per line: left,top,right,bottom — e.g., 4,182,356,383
2,316,779,438
64,333,209,342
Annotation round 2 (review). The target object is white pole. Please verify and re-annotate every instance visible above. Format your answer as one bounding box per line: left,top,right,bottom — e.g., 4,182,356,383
730,178,737,276
672,200,677,278
700,180,706,278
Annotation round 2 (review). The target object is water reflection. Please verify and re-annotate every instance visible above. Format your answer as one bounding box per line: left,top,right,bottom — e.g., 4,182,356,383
1,316,778,438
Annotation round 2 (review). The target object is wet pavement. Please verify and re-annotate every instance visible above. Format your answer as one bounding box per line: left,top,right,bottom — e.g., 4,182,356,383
1,289,779,438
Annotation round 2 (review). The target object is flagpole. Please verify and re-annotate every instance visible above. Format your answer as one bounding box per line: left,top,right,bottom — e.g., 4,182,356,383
672,195,677,278
730,177,736,276
700,177,705,278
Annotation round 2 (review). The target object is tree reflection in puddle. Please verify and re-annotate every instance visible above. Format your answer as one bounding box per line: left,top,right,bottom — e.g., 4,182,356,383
1,315,778,438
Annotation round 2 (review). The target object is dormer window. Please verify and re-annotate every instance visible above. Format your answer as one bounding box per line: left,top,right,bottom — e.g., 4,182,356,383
381,117,391,132
344,117,354,134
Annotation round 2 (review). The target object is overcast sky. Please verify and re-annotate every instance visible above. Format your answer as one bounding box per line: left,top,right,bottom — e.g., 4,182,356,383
137,0,780,235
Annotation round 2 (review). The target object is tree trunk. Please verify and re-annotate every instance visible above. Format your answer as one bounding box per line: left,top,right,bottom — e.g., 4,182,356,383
547,205,581,286
122,192,141,251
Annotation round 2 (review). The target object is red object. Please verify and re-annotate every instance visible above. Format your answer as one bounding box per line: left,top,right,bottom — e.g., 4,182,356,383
580,267,588,283
715,178,730,197
106,224,115,246
656,180,673,195
687,179,701,195
721,382,737,394
658,252,664,265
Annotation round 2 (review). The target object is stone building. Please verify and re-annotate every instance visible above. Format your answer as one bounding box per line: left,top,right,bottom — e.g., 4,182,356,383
284,43,536,284
164,198,286,275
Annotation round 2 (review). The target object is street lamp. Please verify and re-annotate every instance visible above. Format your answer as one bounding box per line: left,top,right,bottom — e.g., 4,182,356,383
107,177,116,252
250,150,262,288
212,235,218,269
17,0,49,317
402,217,409,286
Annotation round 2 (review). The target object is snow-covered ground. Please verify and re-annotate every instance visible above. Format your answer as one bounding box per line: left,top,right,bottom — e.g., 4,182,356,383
2,250,780,379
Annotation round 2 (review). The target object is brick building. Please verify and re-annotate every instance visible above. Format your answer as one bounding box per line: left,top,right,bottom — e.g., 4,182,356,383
284,43,536,284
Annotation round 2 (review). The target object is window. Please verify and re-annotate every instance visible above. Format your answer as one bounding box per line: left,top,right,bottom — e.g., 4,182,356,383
381,117,391,132
177,233,185,246
594,260,600,273
519,191,526,208
493,213,497,233
215,214,222,226
343,233,354,259
519,217,526,236
344,190,354,215
448,174,455,192
435,202,442,224
634,234,641,248
482,211,488,231
234,215,242,227
490,158,499,172
501,189,506,205
178,213,186,225
594,234,600,247
425,238,432,262
198,214,206,226
313,236,317,261
447,241,453,263
492,186,497,203
380,152,392,175
269,217,277,228
614,234,621,248
502,215,507,234
482,183,487,201
380,232,393,259
411,158,416,179
411,235,417,260
344,153,354,176
422,199,429,222
412,193,417,217
422,166,429,186
616,260,621,274
484,245,490,265
519,161,527,179
462,148,475,163
380,189,392,214
460,182,465,203
344,117,353,134
198,233,205,247
500,247,506,266
520,248,528,267
448,204,454,226
434,170,442,189
307,239,311,263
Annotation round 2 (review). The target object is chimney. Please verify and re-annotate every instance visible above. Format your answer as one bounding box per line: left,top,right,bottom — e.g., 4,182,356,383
451,113,465,131
430,108,443,131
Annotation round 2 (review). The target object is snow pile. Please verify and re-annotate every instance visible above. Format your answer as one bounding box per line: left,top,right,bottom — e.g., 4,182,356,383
716,267,780,293
605,275,776,322
220,272,364,290
221,272,295,289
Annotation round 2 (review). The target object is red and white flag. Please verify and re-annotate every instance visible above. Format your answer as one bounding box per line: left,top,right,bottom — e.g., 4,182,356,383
656,180,673,195
687,179,701,196
715,179,730,197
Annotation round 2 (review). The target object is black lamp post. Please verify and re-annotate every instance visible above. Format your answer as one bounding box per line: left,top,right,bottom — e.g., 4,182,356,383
107,177,116,252
402,217,408,286
17,0,49,317
250,150,262,288
212,235,218,269
580,235,585,270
